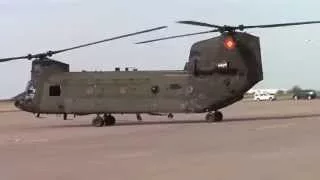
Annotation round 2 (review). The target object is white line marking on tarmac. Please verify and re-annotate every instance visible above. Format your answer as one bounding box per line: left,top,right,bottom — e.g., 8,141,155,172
255,123,296,131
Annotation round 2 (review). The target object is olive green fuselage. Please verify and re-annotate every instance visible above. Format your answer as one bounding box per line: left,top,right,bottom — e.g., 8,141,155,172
33,70,246,114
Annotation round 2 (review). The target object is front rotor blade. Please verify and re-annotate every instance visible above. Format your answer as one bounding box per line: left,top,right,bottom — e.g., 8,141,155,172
0,26,167,62
0,55,29,63
52,26,168,54
177,21,221,28
243,21,320,29
136,30,219,44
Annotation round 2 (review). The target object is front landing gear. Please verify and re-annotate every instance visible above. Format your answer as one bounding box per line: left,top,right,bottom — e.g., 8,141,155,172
205,111,223,122
92,115,104,127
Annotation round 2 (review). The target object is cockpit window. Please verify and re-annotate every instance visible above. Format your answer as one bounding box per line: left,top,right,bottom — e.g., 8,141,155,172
49,85,61,96
24,80,36,100
25,80,33,91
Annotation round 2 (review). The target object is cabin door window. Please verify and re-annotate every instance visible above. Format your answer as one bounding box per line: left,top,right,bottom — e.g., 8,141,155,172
49,85,61,96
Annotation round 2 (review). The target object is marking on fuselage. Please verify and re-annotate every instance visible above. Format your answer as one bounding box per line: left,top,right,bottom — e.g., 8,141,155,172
185,86,194,95
119,87,127,94
86,86,94,95
198,93,207,100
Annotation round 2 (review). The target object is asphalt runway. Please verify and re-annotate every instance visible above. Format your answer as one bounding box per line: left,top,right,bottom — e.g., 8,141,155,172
1,99,320,180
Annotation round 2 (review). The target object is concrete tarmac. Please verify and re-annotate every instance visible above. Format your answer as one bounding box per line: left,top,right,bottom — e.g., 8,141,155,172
0,99,320,180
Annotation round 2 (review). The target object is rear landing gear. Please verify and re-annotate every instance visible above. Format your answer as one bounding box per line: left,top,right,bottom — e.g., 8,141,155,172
136,113,142,121
168,113,174,119
63,113,67,120
104,114,116,126
206,111,223,122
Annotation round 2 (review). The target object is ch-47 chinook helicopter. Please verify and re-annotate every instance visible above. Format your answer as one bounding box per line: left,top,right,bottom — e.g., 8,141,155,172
2,21,320,127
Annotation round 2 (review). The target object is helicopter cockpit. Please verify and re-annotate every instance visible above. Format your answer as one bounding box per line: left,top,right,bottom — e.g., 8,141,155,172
14,80,37,113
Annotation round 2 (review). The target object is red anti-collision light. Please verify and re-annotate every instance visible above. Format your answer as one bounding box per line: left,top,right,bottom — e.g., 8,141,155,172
224,36,236,50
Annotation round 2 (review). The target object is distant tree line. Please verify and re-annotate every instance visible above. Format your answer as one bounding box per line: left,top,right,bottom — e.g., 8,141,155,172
279,85,320,94
285,85,302,94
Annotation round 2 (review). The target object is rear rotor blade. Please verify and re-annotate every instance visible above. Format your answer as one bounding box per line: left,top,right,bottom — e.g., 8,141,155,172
242,21,320,29
177,21,221,28
52,26,168,54
178,20,320,32
136,29,219,44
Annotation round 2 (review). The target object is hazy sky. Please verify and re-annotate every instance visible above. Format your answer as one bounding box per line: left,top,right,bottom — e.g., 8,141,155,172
1,0,320,98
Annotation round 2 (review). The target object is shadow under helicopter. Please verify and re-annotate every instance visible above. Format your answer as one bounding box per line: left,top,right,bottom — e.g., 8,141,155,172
42,113,320,129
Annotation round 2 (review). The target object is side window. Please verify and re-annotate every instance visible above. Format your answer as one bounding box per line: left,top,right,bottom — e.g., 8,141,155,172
49,85,61,96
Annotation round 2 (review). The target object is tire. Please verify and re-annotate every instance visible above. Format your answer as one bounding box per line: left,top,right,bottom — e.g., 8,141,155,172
206,112,223,122
105,115,116,126
205,113,215,122
92,117,104,127
214,111,223,122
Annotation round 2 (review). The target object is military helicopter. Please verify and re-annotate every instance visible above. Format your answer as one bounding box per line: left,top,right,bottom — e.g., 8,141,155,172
2,20,320,127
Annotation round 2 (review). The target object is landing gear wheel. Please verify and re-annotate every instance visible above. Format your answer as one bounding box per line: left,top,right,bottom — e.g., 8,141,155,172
214,111,223,122
206,111,223,122
104,114,116,126
92,116,105,127
168,113,174,119
206,112,214,122
136,113,142,121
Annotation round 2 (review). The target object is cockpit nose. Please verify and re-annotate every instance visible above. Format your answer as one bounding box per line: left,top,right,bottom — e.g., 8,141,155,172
13,95,26,110
13,92,24,107
12,80,38,113
14,99,21,107
13,92,36,113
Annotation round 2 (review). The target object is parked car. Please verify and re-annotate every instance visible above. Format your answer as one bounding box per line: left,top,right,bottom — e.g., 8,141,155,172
293,90,317,100
254,93,276,101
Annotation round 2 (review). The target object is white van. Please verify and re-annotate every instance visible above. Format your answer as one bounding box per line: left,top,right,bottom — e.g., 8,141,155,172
253,93,276,101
